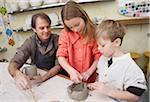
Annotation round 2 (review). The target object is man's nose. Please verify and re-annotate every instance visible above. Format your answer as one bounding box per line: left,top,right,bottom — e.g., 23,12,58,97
44,28,49,32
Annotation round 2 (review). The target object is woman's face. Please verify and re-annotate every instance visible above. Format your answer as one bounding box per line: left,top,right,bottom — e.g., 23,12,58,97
64,17,85,34
33,17,51,43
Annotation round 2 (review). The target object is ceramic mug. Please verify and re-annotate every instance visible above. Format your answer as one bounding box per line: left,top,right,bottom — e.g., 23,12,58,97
22,65,37,79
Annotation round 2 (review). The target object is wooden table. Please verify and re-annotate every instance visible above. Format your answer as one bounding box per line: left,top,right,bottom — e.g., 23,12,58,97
0,62,112,102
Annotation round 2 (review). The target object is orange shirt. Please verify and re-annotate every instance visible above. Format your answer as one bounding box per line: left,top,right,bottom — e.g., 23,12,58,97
57,29,101,73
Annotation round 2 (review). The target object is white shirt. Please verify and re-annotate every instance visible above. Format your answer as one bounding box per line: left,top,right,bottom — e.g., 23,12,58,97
97,53,147,102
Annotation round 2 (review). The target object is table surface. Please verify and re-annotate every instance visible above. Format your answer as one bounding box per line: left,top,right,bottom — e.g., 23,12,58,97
0,62,113,102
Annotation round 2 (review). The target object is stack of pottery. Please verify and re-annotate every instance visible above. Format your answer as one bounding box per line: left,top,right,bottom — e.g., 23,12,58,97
59,0,69,3
23,14,32,31
48,12,59,26
43,0,59,5
18,0,30,10
29,0,43,7
7,0,19,12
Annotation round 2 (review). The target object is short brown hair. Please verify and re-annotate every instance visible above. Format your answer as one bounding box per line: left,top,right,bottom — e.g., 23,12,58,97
31,12,51,29
61,0,96,43
96,19,126,45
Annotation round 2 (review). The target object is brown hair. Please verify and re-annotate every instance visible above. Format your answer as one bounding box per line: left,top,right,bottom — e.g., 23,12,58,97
96,19,126,45
31,12,51,29
61,0,96,43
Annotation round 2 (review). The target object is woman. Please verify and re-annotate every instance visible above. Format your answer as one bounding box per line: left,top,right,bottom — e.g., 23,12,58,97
57,1,101,83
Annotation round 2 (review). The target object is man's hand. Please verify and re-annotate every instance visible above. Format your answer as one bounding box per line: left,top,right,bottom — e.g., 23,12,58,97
14,70,31,90
32,74,44,84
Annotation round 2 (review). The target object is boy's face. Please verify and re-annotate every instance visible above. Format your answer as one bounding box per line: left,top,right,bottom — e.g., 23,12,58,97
97,37,115,57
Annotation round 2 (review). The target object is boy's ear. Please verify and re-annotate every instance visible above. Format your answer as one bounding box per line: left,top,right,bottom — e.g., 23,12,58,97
113,38,121,46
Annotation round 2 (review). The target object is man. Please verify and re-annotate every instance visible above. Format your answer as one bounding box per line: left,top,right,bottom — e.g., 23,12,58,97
8,13,61,90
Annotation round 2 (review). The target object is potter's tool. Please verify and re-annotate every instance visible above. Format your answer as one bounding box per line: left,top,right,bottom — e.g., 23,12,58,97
28,88,37,102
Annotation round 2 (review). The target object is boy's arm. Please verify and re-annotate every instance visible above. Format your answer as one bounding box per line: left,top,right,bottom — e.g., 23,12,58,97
88,81,143,101
106,86,140,101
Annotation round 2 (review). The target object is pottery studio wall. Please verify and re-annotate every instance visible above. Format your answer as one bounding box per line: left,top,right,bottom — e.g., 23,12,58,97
0,0,149,69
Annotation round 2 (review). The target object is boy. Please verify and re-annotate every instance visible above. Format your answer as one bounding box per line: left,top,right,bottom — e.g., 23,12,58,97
88,20,147,102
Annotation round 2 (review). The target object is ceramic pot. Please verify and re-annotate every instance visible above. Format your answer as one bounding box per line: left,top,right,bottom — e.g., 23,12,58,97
67,83,89,101
22,65,37,79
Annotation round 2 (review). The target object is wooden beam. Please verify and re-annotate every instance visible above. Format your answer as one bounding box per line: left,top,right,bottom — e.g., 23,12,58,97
117,17,149,25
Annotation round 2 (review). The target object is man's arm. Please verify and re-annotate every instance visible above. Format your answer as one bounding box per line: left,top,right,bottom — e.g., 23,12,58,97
42,65,61,81
8,62,20,77
8,62,31,89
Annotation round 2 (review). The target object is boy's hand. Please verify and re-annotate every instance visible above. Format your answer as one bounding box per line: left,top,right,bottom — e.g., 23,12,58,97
87,82,105,91
88,81,110,95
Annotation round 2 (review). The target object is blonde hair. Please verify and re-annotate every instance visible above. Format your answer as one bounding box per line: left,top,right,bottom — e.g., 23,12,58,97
61,0,96,43
96,19,126,45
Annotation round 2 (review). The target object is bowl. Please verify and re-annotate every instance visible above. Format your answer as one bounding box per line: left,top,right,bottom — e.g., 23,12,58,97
67,83,89,101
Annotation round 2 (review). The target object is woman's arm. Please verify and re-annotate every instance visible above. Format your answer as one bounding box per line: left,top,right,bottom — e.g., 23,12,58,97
58,57,82,83
58,57,75,74
81,60,98,81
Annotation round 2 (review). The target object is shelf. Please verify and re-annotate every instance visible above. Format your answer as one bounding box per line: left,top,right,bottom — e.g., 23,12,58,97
13,17,149,32
8,0,114,14
117,17,149,25
13,25,64,32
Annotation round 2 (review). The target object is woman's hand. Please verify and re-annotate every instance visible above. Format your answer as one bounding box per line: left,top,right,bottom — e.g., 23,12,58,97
14,71,31,90
81,71,91,81
70,70,83,83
